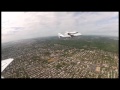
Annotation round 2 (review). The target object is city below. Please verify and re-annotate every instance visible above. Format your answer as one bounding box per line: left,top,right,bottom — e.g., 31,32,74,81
2,35,119,78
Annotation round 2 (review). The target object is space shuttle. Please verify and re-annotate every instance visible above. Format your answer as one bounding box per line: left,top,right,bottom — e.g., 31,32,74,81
58,31,82,38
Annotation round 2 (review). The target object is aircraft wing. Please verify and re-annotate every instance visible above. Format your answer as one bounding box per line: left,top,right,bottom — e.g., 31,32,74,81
1,58,14,72
73,33,82,36
67,32,81,37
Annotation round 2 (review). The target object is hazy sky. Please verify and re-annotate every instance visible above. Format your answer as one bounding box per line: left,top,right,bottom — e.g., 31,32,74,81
2,12,118,43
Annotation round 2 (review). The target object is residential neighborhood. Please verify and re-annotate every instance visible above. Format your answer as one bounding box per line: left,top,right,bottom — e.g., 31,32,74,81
2,36,119,78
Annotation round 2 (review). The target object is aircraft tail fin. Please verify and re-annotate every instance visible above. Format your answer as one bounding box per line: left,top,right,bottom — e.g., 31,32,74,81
58,33,64,38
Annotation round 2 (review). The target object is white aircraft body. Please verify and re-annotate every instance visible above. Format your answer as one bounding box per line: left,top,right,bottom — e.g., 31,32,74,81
58,31,82,38
1,58,14,78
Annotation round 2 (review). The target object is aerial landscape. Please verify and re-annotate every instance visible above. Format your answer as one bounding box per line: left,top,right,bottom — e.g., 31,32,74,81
1,12,119,78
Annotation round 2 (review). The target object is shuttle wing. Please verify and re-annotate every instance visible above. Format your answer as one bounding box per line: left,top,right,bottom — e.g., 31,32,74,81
1,58,14,72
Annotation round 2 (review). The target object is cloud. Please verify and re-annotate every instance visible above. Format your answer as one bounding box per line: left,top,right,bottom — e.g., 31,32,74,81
2,12,118,43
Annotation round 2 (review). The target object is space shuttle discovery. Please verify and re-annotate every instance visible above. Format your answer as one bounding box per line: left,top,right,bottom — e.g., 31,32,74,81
1,58,14,78
58,31,82,38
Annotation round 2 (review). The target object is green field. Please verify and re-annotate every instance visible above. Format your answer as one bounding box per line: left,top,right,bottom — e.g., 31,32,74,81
46,35,118,53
